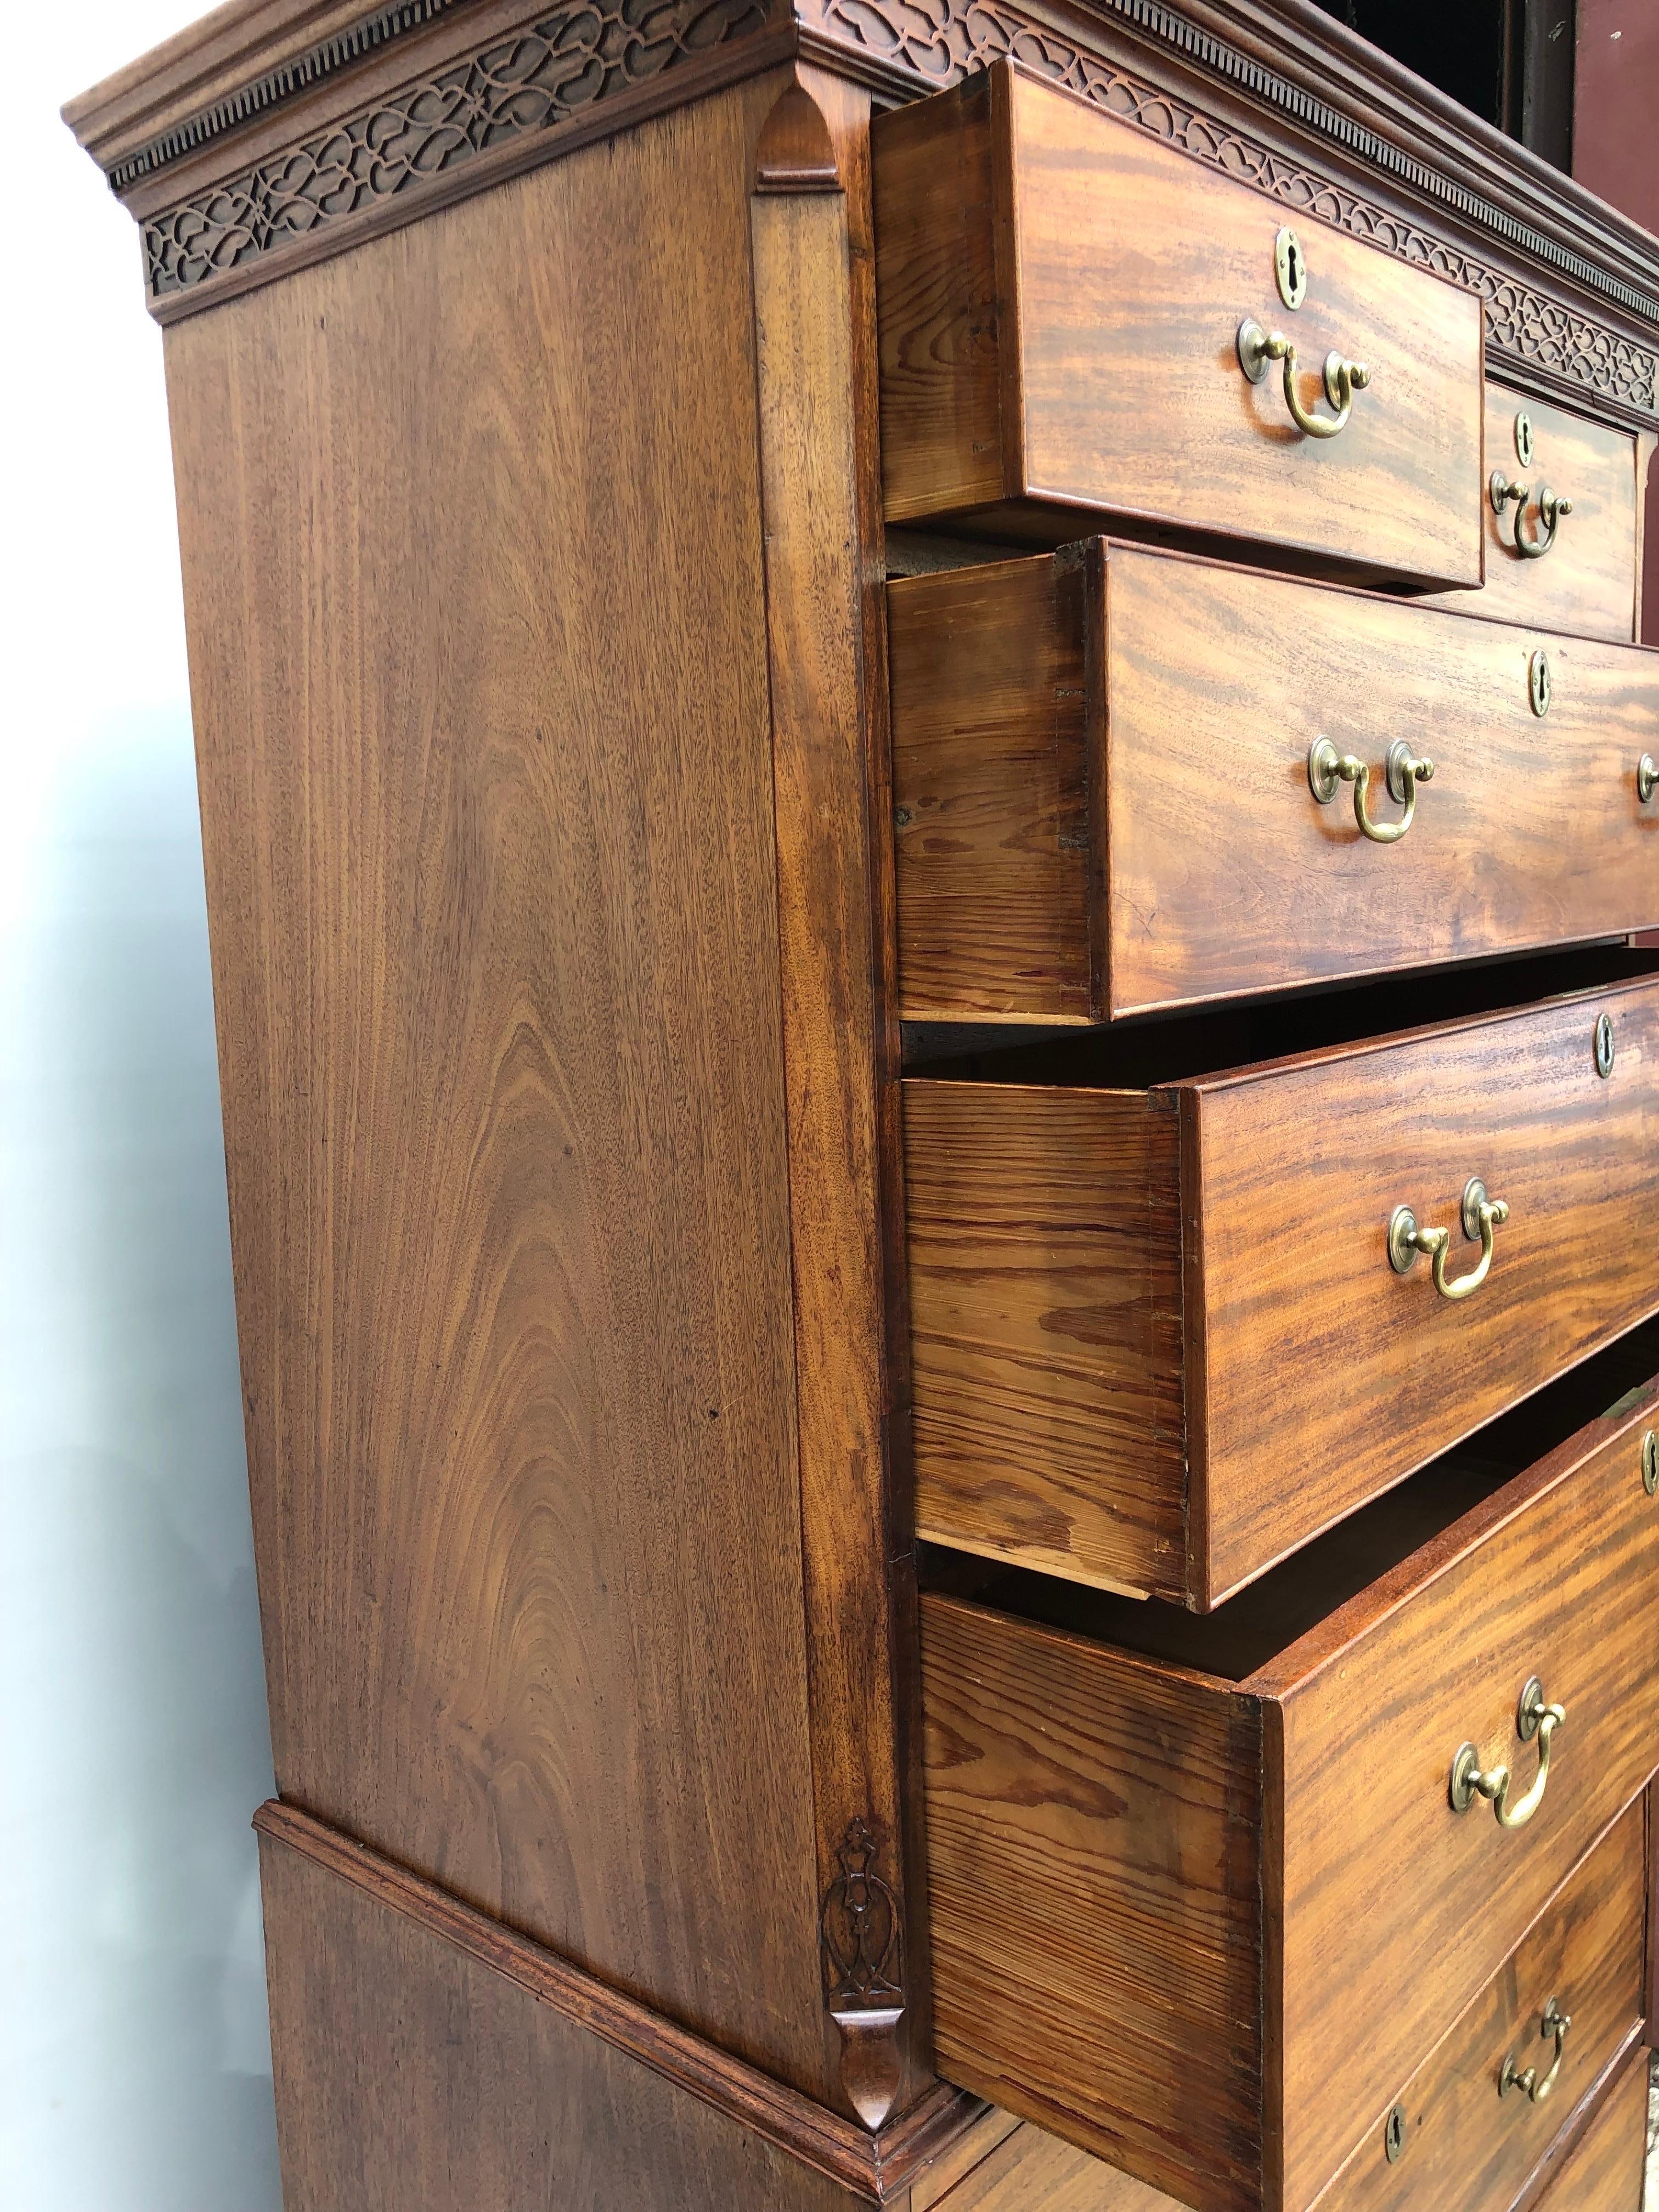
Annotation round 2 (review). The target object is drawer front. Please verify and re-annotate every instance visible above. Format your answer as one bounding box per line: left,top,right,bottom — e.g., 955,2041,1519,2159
887,544,1659,1028
1104,551,1659,1017
922,1379,1659,2212
1194,973,1659,1598
1271,1413,1659,2211
1424,386,1644,642
1531,2055,1649,2210
873,66,1485,592
1315,1801,1646,2212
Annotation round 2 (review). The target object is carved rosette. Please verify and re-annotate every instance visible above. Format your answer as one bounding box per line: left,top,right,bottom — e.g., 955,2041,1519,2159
820,1816,906,2131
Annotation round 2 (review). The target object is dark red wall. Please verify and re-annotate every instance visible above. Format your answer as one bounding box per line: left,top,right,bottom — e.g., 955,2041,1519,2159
1575,0,1659,639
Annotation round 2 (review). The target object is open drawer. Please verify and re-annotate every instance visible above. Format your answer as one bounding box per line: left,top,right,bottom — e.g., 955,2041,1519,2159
920,1318,1659,2212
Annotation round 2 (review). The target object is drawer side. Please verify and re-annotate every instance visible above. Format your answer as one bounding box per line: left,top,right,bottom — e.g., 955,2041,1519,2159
905,1081,1187,1600
890,551,1094,1023
873,76,1006,523
921,1593,1265,2212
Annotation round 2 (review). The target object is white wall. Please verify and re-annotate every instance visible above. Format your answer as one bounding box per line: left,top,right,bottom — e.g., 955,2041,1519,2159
1,12,285,2208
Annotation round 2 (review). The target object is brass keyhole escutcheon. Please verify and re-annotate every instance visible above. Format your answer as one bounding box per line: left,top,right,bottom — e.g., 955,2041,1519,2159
1530,651,1552,716
1514,410,1535,468
1595,1014,1615,1078
1644,1430,1658,1497
1384,2104,1407,2163
1275,225,1307,309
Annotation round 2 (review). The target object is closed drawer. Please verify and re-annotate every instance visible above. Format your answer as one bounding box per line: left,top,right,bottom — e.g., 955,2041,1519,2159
872,64,1484,593
906,958,1659,1605
1317,1797,1646,2212
889,541,1659,1025
920,1330,1659,2212
1530,2052,1649,2210
1422,384,1650,643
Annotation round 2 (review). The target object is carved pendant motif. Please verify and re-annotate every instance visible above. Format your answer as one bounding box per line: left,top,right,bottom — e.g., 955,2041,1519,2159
820,1816,905,2132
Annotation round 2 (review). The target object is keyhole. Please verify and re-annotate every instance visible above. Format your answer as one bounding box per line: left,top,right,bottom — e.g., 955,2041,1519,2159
1274,226,1307,309
1384,2105,1407,2163
1530,650,1553,716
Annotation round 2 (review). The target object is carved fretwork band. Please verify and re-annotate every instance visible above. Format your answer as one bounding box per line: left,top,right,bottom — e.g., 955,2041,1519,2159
116,0,1658,403
798,0,1658,415
142,0,771,299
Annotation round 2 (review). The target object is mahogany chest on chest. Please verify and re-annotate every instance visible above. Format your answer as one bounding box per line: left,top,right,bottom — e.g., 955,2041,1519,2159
69,1,1659,2204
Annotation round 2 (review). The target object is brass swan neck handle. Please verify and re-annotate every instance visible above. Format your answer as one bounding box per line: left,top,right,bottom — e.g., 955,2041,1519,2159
1451,1678,1565,1832
1389,1178,1509,1301
1309,738,1433,844
1500,1998,1571,2104
1238,318,1372,439
1490,471,1572,560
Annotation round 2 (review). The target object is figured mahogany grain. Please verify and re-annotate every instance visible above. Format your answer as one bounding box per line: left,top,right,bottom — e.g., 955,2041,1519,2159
258,1814,879,2211
873,65,1485,591
1527,2047,1649,2209
921,1364,1659,2212
889,541,1659,1024
1191,969,1659,1598
168,77,834,2098
1423,382,1642,641
906,969,1659,1605
1314,1799,1646,2212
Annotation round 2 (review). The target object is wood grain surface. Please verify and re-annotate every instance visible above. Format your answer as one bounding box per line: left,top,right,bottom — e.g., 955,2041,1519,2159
1528,2046,1649,2210
752,64,928,2124
890,541,1659,1024
921,1595,1266,2211
1265,1387,1659,2212
168,77,836,2098
919,1362,1659,2212
1313,1800,1646,2212
1192,969,1659,1598
256,1801,980,2204
905,969,1659,1605
873,65,1485,591
888,548,1097,1023
927,2119,1183,2210
1423,381,1641,641
904,1081,1186,1599
259,1814,887,2211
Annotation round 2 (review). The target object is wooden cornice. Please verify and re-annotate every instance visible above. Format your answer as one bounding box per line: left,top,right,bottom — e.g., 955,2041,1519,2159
65,0,1659,404
255,1801,983,2203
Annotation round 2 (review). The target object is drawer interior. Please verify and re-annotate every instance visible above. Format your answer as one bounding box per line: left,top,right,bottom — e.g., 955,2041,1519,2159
918,1307,1659,1683
904,942,1659,1086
